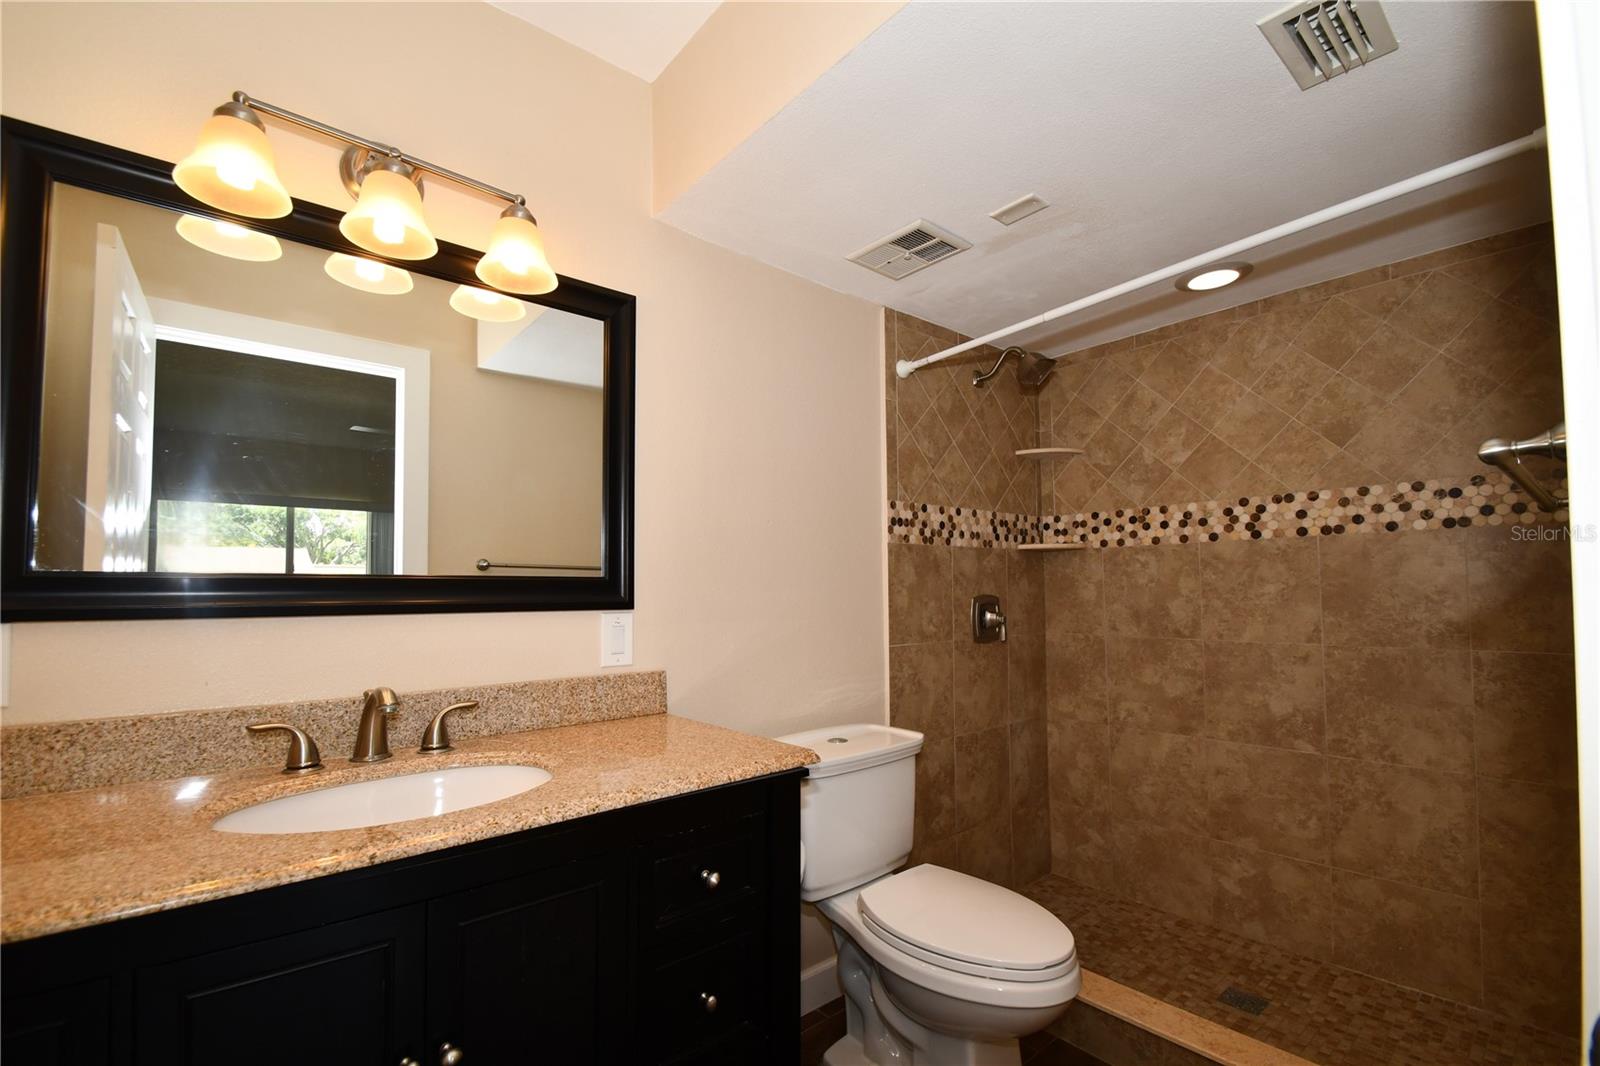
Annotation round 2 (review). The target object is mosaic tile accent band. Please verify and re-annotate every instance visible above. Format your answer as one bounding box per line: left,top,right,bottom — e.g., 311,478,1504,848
886,501,1042,547
889,474,1565,548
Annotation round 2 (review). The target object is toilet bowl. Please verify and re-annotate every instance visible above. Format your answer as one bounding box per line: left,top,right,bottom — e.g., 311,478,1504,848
779,725,1079,1066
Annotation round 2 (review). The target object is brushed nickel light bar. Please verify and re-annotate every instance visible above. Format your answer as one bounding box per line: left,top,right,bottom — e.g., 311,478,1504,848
229,92,527,208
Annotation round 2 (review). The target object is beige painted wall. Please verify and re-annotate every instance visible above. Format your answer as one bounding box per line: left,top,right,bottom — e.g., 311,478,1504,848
651,0,903,214
0,2,887,740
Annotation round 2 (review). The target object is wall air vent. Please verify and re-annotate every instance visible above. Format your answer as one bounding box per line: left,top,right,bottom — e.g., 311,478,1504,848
1259,0,1398,91
847,219,971,281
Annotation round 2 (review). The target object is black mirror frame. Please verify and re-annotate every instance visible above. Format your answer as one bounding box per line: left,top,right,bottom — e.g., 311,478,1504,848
1,118,635,621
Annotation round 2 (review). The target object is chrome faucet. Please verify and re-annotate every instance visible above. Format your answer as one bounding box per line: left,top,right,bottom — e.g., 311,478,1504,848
351,687,401,763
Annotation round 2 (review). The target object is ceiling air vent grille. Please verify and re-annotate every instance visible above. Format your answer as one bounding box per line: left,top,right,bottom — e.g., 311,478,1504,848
848,220,971,281
1259,0,1398,91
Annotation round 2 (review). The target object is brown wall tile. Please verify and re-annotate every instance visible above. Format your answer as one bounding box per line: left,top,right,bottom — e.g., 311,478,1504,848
1328,759,1477,896
889,641,952,741
914,733,958,845
955,811,1014,888
1210,840,1332,961
1482,895,1581,1034
1199,538,1321,644
1106,636,1204,735
1043,549,1105,634
889,543,952,645
1104,544,1201,637
1050,800,1115,890
1205,740,1328,863
1048,719,1110,809
1324,647,1473,771
1007,550,1047,721
1466,526,1574,653
1045,631,1108,723
1011,802,1052,887
1009,718,1049,809
955,727,1010,831
952,643,1007,736
1477,777,1580,909
1110,728,1206,834
1330,871,1482,1004
1320,532,1470,648
1112,819,1215,925
1473,651,1578,786
1202,641,1324,752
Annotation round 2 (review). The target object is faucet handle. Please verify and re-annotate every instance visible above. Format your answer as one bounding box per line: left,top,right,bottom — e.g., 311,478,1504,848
420,701,479,754
246,722,323,774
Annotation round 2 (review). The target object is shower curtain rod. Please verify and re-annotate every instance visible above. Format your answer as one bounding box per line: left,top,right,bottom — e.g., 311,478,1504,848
895,127,1549,379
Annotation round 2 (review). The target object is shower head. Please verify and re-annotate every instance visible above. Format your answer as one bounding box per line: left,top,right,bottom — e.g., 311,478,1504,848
1014,349,1057,388
972,345,1057,388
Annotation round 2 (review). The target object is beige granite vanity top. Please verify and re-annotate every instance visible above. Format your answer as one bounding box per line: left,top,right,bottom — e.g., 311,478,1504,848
0,714,817,943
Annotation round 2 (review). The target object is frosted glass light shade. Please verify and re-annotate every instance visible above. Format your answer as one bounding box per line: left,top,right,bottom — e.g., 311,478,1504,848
175,214,283,262
339,166,437,260
324,253,413,295
172,113,292,219
449,284,528,323
475,209,557,295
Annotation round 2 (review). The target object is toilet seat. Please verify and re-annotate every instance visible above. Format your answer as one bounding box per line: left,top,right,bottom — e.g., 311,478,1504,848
857,865,1077,983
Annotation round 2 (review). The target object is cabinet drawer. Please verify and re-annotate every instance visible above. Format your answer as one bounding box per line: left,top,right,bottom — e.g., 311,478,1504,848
643,933,763,1062
649,816,763,928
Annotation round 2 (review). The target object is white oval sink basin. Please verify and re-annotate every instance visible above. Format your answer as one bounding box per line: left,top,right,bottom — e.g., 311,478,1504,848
213,764,552,834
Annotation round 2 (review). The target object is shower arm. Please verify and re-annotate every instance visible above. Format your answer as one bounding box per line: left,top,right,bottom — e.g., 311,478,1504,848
972,346,1029,387
1478,423,1568,513
895,128,1549,380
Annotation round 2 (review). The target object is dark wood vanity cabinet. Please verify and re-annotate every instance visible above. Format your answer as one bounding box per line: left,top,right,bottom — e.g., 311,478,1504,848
0,772,803,1066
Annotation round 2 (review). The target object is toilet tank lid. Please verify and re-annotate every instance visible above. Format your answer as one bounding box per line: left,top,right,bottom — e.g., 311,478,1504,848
776,724,922,779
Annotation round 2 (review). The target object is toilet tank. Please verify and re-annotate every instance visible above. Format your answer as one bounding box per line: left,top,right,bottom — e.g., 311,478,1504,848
777,724,923,902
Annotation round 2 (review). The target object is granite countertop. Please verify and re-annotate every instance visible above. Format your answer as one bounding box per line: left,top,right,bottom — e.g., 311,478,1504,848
0,714,817,944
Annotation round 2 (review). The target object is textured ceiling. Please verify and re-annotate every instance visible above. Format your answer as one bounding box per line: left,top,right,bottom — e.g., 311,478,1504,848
660,1,1550,355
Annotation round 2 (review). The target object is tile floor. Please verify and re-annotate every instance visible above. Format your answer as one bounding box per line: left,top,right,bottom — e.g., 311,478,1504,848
1023,874,1579,1066
798,997,1108,1066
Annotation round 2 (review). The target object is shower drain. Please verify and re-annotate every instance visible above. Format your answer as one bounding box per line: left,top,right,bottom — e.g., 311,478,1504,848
1219,986,1271,1015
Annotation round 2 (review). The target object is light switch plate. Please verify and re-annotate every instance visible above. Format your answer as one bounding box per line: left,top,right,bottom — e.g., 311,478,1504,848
600,613,633,667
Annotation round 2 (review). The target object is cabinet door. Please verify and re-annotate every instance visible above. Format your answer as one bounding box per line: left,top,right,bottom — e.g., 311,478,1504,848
0,980,111,1066
134,905,425,1066
427,855,627,1065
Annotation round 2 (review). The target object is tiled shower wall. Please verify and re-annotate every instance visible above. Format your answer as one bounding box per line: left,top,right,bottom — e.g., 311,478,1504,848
885,313,1052,887
883,224,1578,1038
1035,225,1578,1039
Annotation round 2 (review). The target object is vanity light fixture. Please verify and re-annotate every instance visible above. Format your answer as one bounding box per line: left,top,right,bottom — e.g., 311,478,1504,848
174,214,283,262
476,204,557,295
1175,261,1253,292
449,284,527,322
172,101,293,219
339,158,437,260
323,252,414,295
174,92,556,291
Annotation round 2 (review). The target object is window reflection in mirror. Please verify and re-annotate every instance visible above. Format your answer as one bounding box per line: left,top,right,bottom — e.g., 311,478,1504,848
34,184,605,578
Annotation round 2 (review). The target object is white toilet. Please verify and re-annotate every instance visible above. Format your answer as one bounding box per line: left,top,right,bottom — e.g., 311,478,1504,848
780,724,1080,1066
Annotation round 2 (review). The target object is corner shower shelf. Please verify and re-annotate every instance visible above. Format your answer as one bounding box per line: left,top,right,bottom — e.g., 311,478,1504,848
1015,543,1087,552
1015,447,1084,459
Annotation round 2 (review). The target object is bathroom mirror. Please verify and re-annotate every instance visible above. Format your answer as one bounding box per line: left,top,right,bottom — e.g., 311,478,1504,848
1,119,635,620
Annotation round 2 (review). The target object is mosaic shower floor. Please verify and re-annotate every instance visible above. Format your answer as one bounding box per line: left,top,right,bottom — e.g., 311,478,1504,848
1023,875,1577,1066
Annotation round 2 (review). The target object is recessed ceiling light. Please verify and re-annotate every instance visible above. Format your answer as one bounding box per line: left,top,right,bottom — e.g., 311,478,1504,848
1175,262,1253,292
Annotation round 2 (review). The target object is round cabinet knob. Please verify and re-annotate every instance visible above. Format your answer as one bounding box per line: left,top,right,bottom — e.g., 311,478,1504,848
700,868,721,891
700,992,719,1014
439,1043,465,1066
400,1059,420,1066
